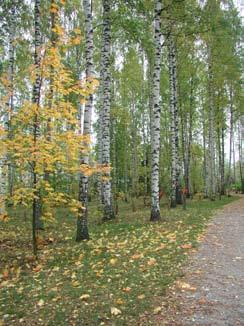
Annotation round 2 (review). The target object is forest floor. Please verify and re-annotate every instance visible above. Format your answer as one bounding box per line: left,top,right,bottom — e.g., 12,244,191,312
141,195,244,325
0,195,241,325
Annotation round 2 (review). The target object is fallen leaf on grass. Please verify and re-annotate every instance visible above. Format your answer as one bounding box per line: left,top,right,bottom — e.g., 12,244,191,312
72,281,80,287
131,253,143,260
180,243,192,249
116,298,124,305
137,294,146,300
33,265,42,273
37,299,44,307
80,294,90,301
2,269,9,280
147,258,157,266
110,258,117,265
154,243,167,251
111,307,122,316
122,287,131,292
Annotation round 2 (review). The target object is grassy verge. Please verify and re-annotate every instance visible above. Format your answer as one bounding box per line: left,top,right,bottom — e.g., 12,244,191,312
0,196,238,325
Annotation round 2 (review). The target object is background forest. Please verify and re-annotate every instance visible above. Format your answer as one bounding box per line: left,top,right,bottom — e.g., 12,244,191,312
0,0,243,324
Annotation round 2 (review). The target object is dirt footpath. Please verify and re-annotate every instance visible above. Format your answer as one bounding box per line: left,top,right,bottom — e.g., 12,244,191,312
142,196,244,326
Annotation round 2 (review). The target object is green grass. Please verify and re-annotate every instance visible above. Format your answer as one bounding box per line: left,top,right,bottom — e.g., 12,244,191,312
0,195,238,325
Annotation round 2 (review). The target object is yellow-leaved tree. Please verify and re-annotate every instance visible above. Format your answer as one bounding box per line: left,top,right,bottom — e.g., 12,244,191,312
0,0,98,256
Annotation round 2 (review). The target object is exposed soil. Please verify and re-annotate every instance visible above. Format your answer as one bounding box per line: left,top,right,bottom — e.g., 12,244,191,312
141,195,244,326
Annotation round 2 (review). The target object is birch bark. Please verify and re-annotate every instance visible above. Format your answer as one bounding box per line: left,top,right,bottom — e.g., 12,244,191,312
7,3,15,199
150,0,162,221
168,36,181,206
101,0,114,220
0,3,15,215
207,47,216,200
32,0,43,254
76,0,94,241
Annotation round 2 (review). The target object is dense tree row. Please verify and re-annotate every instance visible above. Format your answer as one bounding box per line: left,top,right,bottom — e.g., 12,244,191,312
0,0,243,253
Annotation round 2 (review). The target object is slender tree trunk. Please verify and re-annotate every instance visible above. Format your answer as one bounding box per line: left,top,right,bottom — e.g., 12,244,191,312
168,36,177,207
7,3,15,199
233,136,236,184
238,118,244,193
168,36,181,206
202,101,208,198
220,127,225,194
172,38,182,204
32,0,43,255
150,0,162,221
207,47,216,200
101,0,114,220
228,87,233,185
185,78,194,198
44,0,57,182
76,0,94,241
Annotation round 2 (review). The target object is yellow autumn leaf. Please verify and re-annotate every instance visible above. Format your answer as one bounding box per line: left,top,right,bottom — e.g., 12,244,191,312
110,258,117,265
153,306,162,314
147,257,157,266
37,299,44,307
176,281,196,291
122,287,131,292
116,298,124,305
80,294,90,301
137,294,146,300
111,307,122,316
131,253,143,260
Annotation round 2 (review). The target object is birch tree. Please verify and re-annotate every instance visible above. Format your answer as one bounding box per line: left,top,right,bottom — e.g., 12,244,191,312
32,0,44,235
101,0,114,220
76,0,94,241
168,35,182,207
207,46,216,200
150,0,162,221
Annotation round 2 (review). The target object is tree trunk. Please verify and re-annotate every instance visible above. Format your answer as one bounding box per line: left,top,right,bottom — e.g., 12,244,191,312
76,0,94,241
150,0,162,221
168,36,182,206
32,0,43,256
101,0,114,220
238,118,244,193
207,47,216,200
228,87,233,185
7,3,15,200
168,36,177,207
220,127,225,194
202,101,208,198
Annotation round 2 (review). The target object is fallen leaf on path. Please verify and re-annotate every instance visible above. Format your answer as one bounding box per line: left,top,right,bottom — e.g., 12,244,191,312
176,281,196,291
153,306,162,314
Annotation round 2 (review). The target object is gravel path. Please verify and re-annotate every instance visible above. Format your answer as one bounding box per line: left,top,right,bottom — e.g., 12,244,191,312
143,196,244,326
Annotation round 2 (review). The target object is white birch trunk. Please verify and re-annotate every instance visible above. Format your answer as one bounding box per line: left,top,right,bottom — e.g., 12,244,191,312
76,0,94,241
0,3,15,215
207,47,216,200
101,0,114,220
168,36,177,207
150,0,162,221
